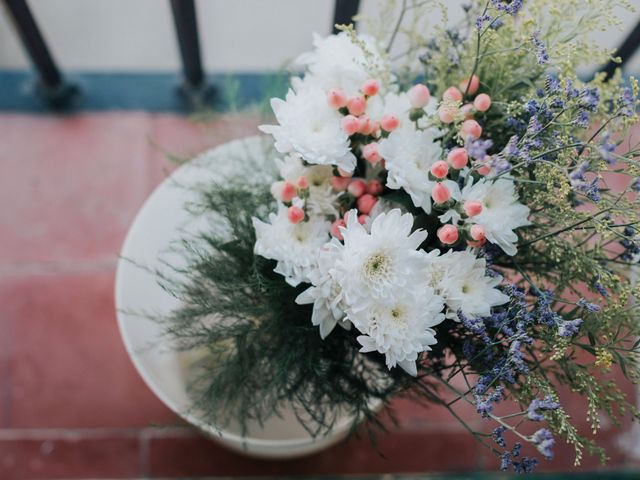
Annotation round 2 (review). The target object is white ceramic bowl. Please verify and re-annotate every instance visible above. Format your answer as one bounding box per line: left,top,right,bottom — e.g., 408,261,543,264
115,137,355,459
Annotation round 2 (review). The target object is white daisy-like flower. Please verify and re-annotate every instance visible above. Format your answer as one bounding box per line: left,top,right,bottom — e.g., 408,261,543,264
351,288,445,376
275,154,341,217
296,32,386,96
295,243,351,338
461,178,531,255
426,249,509,320
259,86,356,172
378,128,454,213
333,209,429,311
253,205,330,286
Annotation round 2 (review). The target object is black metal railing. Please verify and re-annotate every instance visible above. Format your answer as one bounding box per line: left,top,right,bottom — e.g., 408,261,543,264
2,0,637,110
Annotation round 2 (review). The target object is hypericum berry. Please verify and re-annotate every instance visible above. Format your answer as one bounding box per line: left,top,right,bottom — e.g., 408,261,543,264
459,75,480,95
358,115,374,135
358,214,368,224
362,142,382,164
447,148,469,170
464,200,483,217
476,161,491,176
461,103,474,120
430,160,449,179
437,224,459,245
474,93,492,112
338,167,353,177
362,79,379,96
438,105,458,124
297,176,309,189
381,114,400,132
431,182,451,204
281,181,297,202
467,238,486,248
330,218,346,240
461,119,482,139
347,178,367,198
327,88,347,109
470,224,486,241
366,179,384,196
331,175,351,191
443,86,463,103
287,206,305,224
357,193,377,214
408,84,431,108
342,115,360,135
347,95,367,116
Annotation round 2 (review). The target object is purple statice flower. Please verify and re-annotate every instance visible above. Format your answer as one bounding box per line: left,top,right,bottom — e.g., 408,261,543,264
476,13,492,30
565,79,580,99
466,137,493,160
531,30,549,64
577,298,600,312
527,395,560,422
532,428,555,459
506,116,526,133
491,0,524,15
594,280,608,297
527,115,543,135
492,426,507,447
575,110,590,128
598,133,616,164
581,87,600,110
513,457,539,473
631,177,640,192
546,75,560,94
524,99,539,115
558,318,584,337
475,386,504,417
459,310,491,343
618,87,637,117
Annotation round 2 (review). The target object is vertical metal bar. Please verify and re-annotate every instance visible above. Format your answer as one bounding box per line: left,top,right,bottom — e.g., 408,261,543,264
332,0,361,33
603,20,640,80
169,0,204,89
3,0,63,90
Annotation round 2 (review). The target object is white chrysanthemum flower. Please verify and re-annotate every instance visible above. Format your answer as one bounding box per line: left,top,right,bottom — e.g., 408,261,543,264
259,87,356,172
334,209,429,311
295,243,351,338
352,289,445,376
427,249,509,320
461,178,531,255
378,128,453,213
253,205,330,286
275,154,341,217
296,32,386,96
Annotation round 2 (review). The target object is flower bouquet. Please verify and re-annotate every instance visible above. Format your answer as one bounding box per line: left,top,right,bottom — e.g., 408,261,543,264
154,0,640,472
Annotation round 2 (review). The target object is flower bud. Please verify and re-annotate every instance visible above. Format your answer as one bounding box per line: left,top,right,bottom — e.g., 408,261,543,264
437,224,459,245
281,181,297,202
362,79,379,96
476,161,491,176
431,182,451,204
381,114,400,132
347,178,367,198
474,93,492,112
438,105,458,124
469,224,486,241
459,75,480,95
347,95,367,116
357,193,378,214
461,103,474,120
408,84,431,108
330,219,346,240
463,200,483,217
358,115,374,135
430,161,449,179
341,115,360,135
366,179,384,196
461,119,482,139
443,86,463,103
287,206,305,224
362,142,382,164
331,175,351,191
358,214,368,225
297,176,309,189
447,148,469,170
327,88,347,109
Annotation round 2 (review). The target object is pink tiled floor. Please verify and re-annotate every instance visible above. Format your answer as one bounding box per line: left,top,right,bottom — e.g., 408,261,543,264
0,112,639,479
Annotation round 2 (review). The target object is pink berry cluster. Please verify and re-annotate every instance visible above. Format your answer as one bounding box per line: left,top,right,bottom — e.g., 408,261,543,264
272,176,311,224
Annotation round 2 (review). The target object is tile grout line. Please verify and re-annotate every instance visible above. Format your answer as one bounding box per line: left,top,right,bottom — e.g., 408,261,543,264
0,257,119,277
